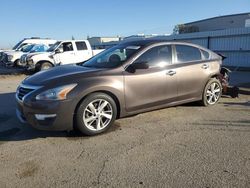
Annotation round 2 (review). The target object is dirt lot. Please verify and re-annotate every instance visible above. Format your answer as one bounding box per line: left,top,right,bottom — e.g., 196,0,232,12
0,70,249,187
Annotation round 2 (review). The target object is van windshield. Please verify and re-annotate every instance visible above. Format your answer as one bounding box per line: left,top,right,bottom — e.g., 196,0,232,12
47,42,61,52
83,44,142,68
12,40,24,50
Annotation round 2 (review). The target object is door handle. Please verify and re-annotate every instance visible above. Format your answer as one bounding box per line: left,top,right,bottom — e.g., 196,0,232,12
202,64,209,69
166,70,176,76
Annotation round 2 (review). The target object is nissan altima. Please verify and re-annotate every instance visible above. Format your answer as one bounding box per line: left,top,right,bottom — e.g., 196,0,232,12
16,40,222,135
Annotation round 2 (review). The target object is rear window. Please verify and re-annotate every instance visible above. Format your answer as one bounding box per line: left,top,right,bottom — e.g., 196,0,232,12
175,45,202,63
76,42,87,51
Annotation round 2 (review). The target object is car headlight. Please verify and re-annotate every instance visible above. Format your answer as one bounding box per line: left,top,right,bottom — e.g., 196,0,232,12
36,84,77,101
8,55,13,61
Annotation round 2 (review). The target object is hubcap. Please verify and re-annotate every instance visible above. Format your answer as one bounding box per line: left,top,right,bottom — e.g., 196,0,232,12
42,65,51,70
83,99,113,131
206,82,221,105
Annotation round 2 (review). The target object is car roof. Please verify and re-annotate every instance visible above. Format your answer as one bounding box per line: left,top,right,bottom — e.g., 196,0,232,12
57,40,88,43
121,39,205,47
120,39,168,46
121,39,213,51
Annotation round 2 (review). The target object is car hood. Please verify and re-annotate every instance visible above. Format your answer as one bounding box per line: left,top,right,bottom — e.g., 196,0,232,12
1,50,15,53
23,65,104,86
5,51,24,56
27,51,51,58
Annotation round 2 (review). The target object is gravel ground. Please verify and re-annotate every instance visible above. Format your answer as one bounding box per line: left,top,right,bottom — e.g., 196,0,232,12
0,72,249,188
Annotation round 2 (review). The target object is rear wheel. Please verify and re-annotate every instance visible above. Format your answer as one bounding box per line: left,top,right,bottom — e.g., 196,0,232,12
201,78,222,106
75,93,117,136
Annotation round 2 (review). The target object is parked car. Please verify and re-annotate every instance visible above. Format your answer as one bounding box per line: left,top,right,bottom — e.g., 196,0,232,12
4,44,49,66
22,40,104,71
0,37,56,63
16,40,222,136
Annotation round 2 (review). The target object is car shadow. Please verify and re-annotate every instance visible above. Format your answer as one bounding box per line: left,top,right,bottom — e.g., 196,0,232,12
0,92,69,141
223,101,250,107
0,61,36,75
236,82,250,95
0,92,121,142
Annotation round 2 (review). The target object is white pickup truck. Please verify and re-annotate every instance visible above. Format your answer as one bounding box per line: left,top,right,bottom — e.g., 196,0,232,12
0,38,57,63
21,40,104,71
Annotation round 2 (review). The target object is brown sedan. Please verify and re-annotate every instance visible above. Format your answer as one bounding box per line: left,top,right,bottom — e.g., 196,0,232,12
16,40,222,135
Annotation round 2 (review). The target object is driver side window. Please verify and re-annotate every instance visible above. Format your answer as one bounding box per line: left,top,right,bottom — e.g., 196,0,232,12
134,45,172,68
59,42,73,52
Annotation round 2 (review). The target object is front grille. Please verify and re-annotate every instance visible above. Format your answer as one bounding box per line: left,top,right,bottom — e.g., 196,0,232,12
21,55,25,62
20,55,27,65
17,87,35,101
2,54,7,63
0,52,3,61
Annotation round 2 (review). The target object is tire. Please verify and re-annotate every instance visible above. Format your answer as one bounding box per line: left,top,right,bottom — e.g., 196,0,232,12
39,62,53,71
201,78,222,106
14,59,20,67
75,93,117,136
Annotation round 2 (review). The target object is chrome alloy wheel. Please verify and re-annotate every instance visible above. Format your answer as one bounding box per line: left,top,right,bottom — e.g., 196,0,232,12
206,82,221,105
83,99,113,131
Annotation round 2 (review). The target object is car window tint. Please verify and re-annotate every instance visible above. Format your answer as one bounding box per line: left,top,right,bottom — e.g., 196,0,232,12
201,49,210,60
134,45,172,68
175,45,202,63
35,45,46,52
76,42,87,51
61,42,73,52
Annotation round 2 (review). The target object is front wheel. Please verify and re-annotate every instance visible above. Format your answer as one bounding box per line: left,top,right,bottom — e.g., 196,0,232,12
201,78,222,106
75,93,117,136
14,59,21,67
39,62,53,71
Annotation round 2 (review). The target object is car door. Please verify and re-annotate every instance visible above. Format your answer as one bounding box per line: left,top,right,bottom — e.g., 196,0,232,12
54,42,77,65
74,41,92,63
173,44,211,101
124,44,178,112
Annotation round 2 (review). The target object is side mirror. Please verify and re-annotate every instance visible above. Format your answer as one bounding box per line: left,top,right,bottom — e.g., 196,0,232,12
55,48,63,54
126,62,149,73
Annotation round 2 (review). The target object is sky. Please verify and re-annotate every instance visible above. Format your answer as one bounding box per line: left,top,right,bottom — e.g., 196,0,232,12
0,0,249,48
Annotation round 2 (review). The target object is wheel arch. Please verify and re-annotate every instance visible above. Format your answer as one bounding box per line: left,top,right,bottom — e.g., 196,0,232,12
210,73,220,79
14,58,20,64
73,90,121,126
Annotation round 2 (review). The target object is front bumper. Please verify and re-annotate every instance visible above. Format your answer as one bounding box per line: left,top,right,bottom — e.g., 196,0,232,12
1,54,8,64
19,57,27,67
5,61,15,66
25,60,36,70
16,94,74,131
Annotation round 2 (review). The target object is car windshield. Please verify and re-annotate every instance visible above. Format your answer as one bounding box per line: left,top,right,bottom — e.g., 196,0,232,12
47,42,61,52
30,45,47,53
15,43,28,51
12,40,24,50
83,44,142,68
21,44,35,52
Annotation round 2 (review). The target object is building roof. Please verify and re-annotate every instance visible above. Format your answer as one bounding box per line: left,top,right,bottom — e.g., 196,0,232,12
184,12,250,25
